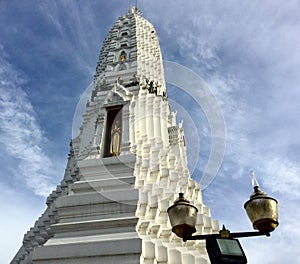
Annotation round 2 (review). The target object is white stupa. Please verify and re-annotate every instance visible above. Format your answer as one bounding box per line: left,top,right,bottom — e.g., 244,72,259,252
11,8,218,264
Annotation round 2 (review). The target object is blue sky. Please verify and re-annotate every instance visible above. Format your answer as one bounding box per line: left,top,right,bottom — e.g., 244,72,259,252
1,1,299,263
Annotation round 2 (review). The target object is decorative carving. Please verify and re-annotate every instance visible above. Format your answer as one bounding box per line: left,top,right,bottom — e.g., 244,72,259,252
118,63,127,71
104,91,124,107
145,78,158,95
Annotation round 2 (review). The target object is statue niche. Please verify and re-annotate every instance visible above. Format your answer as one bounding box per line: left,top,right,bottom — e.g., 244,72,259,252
118,51,127,71
110,121,121,156
103,106,122,157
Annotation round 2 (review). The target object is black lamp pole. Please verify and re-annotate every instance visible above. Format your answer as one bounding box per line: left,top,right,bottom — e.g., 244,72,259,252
182,225,270,242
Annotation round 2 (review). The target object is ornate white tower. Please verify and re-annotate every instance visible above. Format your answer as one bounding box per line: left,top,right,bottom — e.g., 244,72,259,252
11,9,218,264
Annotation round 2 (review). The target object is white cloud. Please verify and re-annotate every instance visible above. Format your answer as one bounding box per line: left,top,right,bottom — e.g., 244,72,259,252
207,71,300,198
261,157,300,198
0,46,56,196
162,5,300,261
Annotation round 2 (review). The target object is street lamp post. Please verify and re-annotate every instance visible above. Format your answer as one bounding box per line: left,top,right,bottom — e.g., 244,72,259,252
167,177,279,264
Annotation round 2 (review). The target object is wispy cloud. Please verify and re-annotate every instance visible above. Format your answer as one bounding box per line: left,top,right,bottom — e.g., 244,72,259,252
206,69,300,198
158,0,300,190
37,1,106,76
154,3,300,262
0,46,55,196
